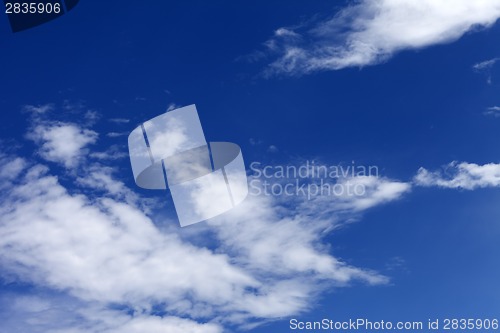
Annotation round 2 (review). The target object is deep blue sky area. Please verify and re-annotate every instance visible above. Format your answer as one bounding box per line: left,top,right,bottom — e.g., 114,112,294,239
2,1,500,166
1,1,500,333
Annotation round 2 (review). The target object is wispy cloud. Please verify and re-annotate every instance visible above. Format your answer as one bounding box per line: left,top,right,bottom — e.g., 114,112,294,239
89,145,128,161
473,57,500,71
484,106,500,117
23,104,54,114
259,0,500,76
106,131,128,138
473,57,500,83
414,161,500,189
249,138,263,146
108,118,130,124
267,145,279,153
84,110,101,125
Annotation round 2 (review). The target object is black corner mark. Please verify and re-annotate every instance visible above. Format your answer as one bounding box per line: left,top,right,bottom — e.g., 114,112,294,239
4,0,80,33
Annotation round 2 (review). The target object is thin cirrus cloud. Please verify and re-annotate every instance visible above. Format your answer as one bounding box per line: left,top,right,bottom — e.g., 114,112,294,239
22,104,54,114
106,131,128,137
473,58,500,83
484,106,500,117
472,58,500,71
108,118,130,124
0,106,411,332
260,0,500,76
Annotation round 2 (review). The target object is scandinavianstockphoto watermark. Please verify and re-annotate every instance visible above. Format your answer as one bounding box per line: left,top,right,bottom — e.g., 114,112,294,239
249,161,380,200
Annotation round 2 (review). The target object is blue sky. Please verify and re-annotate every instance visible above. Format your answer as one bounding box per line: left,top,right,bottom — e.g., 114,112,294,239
1,1,500,332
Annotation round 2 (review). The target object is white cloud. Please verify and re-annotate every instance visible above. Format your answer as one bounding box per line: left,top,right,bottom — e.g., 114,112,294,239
0,117,412,332
473,57,500,71
23,104,54,114
106,132,128,138
0,160,258,312
0,293,223,333
263,0,500,75
484,106,500,117
75,165,139,204
84,110,101,125
89,145,128,161
0,155,26,182
27,122,98,168
319,176,411,212
473,57,500,83
112,316,222,333
279,176,410,229
108,118,130,124
0,154,392,329
210,175,409,285
414,161,500,189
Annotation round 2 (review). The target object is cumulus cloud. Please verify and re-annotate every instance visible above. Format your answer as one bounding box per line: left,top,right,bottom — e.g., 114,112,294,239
0,155,26,183
0,114,412,331
27,122,98,168
0,156,258,321
260,0,500,76
414,161,500,189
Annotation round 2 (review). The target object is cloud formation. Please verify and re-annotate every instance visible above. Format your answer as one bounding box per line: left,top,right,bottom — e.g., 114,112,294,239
27,121,98,168
415,161,500,189
0,110,411,332
261,0,500,76
473,57,500,83
23,104,54,114
473,58,500,71
484,106,500,117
